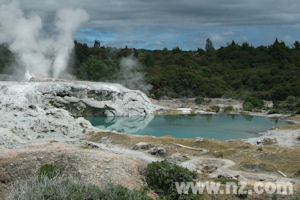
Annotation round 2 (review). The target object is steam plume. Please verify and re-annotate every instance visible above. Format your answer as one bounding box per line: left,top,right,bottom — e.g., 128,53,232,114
0,1,88,79
118,55,153,94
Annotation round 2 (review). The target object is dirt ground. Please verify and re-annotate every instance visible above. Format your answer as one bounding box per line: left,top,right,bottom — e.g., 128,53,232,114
0,142,146,200
1,115,299,199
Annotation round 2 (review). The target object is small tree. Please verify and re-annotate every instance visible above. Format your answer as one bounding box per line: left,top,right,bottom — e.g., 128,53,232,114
294,41,300,50
93,40,101,48
205,38,215,53
172,46,181,54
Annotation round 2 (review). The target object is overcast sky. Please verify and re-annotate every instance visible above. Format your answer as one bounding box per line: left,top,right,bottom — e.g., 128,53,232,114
6,0,300,50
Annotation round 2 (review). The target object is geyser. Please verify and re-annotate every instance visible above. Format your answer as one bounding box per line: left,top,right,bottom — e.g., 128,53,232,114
0,1,89,79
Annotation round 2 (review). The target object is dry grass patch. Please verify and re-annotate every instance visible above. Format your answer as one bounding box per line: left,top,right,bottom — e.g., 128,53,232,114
290,114,300,121
274,124,300,130
87,131,253,158
87,131,300,177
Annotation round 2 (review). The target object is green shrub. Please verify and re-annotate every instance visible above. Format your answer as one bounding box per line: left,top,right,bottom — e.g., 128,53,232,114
214,152,224,158
217,177,238,185
224,106,234,112
236,191,248,199
286,96,296,104
268,108,280,114
38,164,64,179
211,106,220,113
273,96,300,113
285,96,298,111
99,184,152,200
243,96,264,111
11,176,152,200
194,96,204,105
243,102,254,111
145,161,199,200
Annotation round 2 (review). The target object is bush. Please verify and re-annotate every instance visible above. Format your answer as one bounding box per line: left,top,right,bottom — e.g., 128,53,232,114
38,164,64,179
272,96,300,113
217,177,238,185
194,96,204,105
268,108,280,114
286,96,296,104
211,106,220,113
145,161,199,200
243,96,264,111
11,164,152,200
224,106,234,112
243,102,254,111
214,152,224,158
285,96,298,111
11,176,152,200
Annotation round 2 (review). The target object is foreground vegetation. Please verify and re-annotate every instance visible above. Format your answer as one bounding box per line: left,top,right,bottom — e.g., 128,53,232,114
145,161,199,200
11,164,152,200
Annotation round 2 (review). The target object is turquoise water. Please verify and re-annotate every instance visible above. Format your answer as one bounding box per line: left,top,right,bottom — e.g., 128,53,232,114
87,114,288,140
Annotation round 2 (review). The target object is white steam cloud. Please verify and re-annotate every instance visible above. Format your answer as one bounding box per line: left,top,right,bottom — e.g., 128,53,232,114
118,55,153,94
0,1,88,79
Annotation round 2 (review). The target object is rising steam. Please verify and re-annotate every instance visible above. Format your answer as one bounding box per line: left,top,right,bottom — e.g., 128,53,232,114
118,55,153,94
0,1,88,79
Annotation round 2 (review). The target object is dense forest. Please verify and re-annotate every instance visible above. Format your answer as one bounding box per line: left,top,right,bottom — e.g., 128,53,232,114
1,38,300,105
72,39,300,102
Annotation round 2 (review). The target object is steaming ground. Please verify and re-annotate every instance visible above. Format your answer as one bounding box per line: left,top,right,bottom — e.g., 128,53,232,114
0,1,88,79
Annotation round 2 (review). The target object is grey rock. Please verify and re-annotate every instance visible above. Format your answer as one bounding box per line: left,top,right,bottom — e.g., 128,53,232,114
28,105,36,110
195,137,204,143
132,142,153,150
147,146,166,156
257,138,277,145
217,173,234,180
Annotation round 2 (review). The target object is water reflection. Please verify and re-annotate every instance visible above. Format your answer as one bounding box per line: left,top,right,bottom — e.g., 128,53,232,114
242,114,253,121
87,114,288,140
88,115,154,133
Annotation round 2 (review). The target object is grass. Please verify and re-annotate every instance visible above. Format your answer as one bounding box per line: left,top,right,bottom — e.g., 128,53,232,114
217,177,239,185
10,176,152,200
38,164,64,179
274,124,300,130
290,115,300,121
224,106,234,112
86,131,300,177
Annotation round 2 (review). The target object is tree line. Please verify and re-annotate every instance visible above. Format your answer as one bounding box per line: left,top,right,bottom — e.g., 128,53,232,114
1,38,300,104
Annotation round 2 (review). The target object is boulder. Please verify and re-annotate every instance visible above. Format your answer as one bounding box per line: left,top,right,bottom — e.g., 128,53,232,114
195,137,204,143
217,173,234,180
132,142,153,150
147,146,166,156
256,138,277,145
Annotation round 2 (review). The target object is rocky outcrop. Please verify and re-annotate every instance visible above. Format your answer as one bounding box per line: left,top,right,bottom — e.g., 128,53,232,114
0,81,156,147
131,142,154,150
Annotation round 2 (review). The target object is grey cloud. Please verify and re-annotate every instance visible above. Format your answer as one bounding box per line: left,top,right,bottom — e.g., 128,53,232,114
16,0,300,29
2,0,299,50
